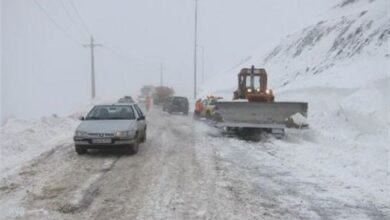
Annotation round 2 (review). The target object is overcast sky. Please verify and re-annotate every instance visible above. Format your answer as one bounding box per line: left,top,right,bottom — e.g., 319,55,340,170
1,0,337,121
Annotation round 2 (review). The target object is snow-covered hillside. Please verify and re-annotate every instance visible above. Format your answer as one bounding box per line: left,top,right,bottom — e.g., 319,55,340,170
201,0,390,209
260,0,390,141
203,0,389,93
202,0,389,140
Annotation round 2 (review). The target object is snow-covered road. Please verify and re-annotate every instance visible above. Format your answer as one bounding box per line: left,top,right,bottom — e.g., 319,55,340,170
0,108,388,220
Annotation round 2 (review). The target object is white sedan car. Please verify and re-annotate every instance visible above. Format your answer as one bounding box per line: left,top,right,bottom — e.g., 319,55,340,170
73,103,147,155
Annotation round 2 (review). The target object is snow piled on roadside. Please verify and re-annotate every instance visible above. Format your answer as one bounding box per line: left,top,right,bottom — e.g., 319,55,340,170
0,100,102,178
262,0,390,204
276,84,389,203
0,116,78,178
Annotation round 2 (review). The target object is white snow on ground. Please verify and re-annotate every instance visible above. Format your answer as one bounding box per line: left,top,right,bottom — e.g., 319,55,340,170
195,122,390,218
200,0,390,213
0,0,388,219
0,116,78,177
0,99,111,178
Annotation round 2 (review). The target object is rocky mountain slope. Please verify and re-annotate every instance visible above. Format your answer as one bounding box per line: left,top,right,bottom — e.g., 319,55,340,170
263,0,389,90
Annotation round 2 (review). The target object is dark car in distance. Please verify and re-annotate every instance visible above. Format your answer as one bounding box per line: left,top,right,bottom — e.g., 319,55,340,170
163,96,189,115
118,96,135,104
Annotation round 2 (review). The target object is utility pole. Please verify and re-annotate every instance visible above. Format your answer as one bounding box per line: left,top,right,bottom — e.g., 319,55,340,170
193,0,198,99
198,45,205,85
83,36,101,99
160,64,164,87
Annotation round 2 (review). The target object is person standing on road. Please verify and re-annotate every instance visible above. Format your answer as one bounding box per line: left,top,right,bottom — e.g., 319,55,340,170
145,95,152,112
194,99,203,119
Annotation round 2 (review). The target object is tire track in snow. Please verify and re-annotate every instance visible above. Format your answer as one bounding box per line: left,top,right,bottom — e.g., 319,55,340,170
0,141,124,219
57,157,121,214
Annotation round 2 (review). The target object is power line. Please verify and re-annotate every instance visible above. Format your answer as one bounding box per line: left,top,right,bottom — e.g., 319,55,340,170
101,45,131,62
101,45,160,70
33,0,82,45
100,46,159,77
58,0,89,39
69,0,91,36
101,45,172,86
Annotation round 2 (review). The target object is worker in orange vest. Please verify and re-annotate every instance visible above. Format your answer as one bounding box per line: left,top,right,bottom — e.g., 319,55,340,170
145,95,152,112
194,99,203,119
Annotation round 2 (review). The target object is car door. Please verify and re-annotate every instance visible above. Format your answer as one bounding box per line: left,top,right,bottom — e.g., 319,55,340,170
134,104,146,135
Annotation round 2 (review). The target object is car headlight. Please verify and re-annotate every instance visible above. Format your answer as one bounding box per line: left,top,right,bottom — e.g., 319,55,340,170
247,88,252,93
75,131,88,137
115,130,135,138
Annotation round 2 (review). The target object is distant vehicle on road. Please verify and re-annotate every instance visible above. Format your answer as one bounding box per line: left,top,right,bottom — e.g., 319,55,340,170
118,96,135,103
153,86,175,105
162,97,173,111
163,96,189,115
73,103,147,155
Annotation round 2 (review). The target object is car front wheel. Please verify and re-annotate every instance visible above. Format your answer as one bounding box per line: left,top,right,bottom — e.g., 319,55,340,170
75,145,87,155
126,135,139,155
141,129,147,143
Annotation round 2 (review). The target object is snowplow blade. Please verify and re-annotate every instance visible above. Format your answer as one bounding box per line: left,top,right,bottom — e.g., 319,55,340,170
214,101,308,129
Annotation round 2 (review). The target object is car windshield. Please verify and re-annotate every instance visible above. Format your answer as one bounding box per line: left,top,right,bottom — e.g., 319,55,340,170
85,105,136,120
174,97,187,104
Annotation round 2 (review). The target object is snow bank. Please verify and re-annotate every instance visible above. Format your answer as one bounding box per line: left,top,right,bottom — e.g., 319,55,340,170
0,116,79,178
0,98,112,178
275,82,389,205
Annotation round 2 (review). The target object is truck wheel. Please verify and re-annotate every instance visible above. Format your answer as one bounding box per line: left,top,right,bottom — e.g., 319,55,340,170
75,145,87,155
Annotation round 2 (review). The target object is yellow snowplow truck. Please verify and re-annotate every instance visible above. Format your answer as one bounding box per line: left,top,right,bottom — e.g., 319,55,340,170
214,66,308,138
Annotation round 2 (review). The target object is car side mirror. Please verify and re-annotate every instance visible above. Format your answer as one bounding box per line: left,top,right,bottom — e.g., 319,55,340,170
79,116,85,121
138,115,145,121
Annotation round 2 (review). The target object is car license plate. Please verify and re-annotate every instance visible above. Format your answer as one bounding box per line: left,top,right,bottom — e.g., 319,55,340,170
92,138,111,144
